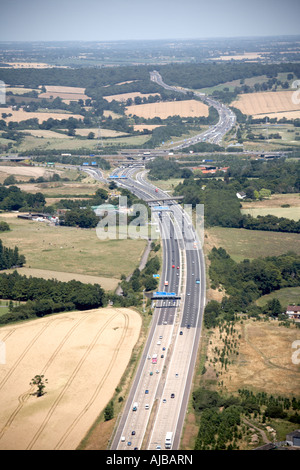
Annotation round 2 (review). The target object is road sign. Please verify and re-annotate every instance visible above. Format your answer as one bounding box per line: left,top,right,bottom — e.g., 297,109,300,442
154,292,176,296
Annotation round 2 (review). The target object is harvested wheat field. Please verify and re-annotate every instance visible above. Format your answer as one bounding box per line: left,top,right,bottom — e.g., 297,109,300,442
0,165,48,178
1,107,83,124
0,307,141,450
104,92,160,103
232,91,300,118
125,99,209,119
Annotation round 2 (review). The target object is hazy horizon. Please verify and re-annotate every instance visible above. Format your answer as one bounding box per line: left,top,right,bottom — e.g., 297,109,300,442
0,0,299,42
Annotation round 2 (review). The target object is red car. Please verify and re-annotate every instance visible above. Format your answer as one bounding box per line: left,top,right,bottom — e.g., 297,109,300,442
172,265,175,268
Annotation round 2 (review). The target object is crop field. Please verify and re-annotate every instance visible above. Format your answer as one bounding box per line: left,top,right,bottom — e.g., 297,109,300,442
0,307,141,450
0,106,84,124
125,99,209,119
232,90,300,119
39,85,89,102
104,92,160,102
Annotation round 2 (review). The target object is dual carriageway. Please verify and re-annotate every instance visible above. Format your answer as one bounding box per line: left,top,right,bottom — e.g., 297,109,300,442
106,166,206,450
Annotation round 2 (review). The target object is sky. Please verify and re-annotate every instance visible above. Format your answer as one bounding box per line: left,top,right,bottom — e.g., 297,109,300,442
0,0,299,42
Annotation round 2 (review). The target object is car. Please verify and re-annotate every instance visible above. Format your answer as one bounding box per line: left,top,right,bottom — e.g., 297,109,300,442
177,266,180,269
175,373,179,377
161,354,164,358
163,321,167,325
162,347,166,351
157,341,161,345
121,436,125,442
159,335,163,339
150,371,153,376
156,445,161,450
127,441,132,446
172,265,175,268
145,389,149,394
187,324,190,329
145,404,149,410
171,393,175,398
187,293,190,296
156,369,159,374
180,331,183,335
164,281,168,286
163,399,167,403
132,431,136,435
134,447,139,450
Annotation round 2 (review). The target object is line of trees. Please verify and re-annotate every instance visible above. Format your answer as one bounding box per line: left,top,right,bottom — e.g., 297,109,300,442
0,240,25,270
0,271,106,325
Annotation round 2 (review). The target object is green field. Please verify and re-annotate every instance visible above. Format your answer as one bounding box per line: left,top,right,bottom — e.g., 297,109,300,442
0,214,147,282
206,226,300,262
241,206,300,221
256,286,300,309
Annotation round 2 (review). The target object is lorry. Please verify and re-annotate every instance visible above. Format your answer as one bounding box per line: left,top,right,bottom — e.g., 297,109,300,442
165,431,173,449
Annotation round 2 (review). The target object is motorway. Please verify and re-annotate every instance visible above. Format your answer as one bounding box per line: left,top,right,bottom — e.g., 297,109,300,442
150,70,236,148
109,165,206,450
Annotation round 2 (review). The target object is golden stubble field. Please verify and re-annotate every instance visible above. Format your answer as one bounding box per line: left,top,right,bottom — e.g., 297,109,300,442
232,90,300,119
125,99,209,119
0,307,141,450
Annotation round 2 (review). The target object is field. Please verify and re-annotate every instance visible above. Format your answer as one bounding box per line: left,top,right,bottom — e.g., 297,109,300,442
125,99,209,119
104,92,160,102
0,213,147,282
203,318,300,398
0,106,83,124
204,226,300,263
232,90,300,119
241,193,300,221
256,286,300,308
0,307,141,450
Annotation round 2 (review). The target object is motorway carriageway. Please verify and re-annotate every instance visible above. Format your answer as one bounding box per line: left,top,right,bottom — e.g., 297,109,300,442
108,165,205,450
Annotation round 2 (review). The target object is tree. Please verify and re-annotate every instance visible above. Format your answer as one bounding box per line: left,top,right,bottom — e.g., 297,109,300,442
104,400,114,421
30,374,48,397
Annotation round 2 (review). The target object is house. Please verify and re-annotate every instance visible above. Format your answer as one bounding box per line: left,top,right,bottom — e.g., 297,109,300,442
236,191,246,199
286,430,300,447
285,306,300,319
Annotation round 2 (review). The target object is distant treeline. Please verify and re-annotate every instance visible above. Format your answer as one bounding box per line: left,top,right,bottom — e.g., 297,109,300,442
156,62,300,90
0,271,106,325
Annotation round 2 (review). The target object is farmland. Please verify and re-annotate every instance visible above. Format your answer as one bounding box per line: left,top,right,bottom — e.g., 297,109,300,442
241,193,300,221
232,90,300,119
0,213,147,283
0,307,141,450
125,99,209,119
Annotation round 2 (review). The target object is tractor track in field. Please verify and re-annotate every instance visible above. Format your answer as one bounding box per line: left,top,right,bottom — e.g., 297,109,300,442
26,309,128,450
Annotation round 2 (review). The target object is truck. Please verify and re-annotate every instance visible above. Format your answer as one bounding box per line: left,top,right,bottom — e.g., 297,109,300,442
152,354,158,364
165,431,173,449
132,402,138,411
